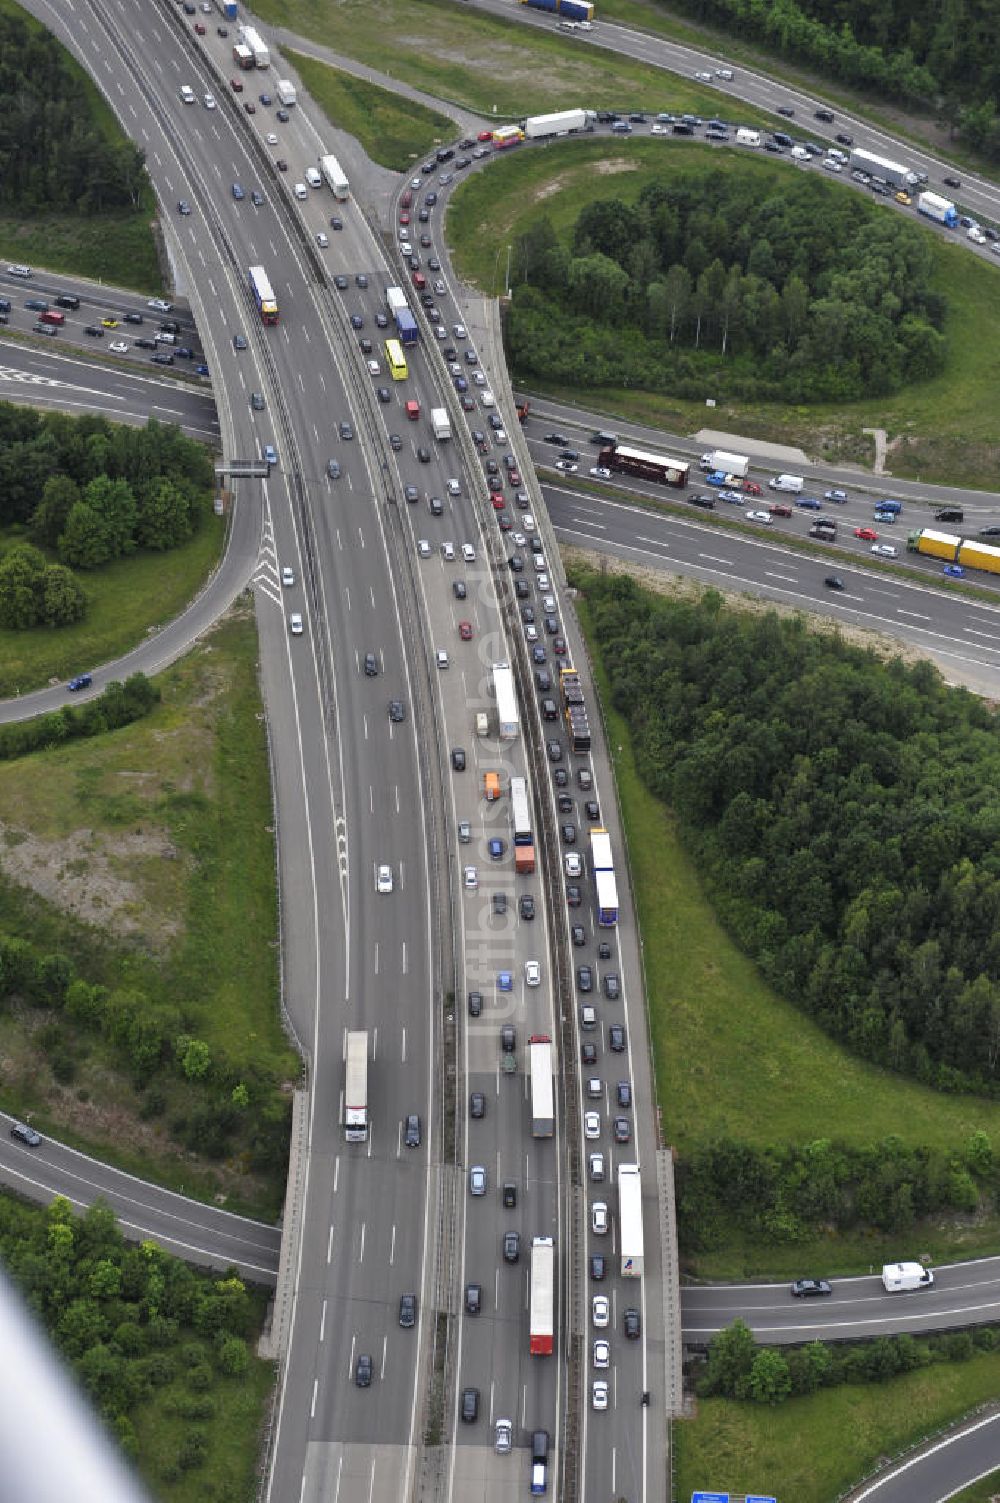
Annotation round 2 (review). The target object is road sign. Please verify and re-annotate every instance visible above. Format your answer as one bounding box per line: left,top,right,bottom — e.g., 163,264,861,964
692,1494,729,1503
747,1497,776,1502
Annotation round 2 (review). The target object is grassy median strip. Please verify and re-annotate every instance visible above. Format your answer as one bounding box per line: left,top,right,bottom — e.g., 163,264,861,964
284,47,458,170
676,1354,1000,1503
255,0,773,125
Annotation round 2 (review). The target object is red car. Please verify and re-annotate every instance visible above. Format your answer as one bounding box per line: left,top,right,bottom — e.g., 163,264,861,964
491,495,506,510
509,469,522,486
854,526,878,541
741,479,763,496
458,621,473,641
244,100,256,113
194,21,206,32
477,129,493,142
231,77,244,92
768,503,792,518
399,211,410,226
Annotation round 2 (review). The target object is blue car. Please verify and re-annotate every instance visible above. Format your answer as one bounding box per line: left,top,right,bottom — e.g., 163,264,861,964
944,563,965,578
498,971,513,992
263,444,278,466
232,183,245,201
488,837,505,860
195,364,209,375
796,496,822,510
67,673,92,692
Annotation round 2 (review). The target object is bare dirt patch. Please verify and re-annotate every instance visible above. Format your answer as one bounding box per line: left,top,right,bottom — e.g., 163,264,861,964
0,825,185,951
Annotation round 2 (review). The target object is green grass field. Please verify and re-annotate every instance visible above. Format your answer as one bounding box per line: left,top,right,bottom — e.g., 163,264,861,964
0,512,225,697
676,1354,1000,1503
253,0,771,126
449,136,1000,489
0,604,295,1216
285,47,458,170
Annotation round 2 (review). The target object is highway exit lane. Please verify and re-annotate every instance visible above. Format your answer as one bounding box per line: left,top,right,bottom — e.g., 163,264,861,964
683,1257,1000,1344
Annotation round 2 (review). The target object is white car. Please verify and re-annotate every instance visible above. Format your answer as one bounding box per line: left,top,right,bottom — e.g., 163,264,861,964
590,466,611,478
473,371,486,386
587,1077,602,1099
589,1151,605,1181
469,1165,486,1196
565,852,583,878
417,539,431,557
464,865,478,890
745,509,772,524
281,566,295,587
447,478,461,496
433,280,446,295
536,573,550,590
555,460,578,472
592,1380,609,1411
481,390,496,407
871,542,898,557
367,359,381,376
462,543,476,562
266,132,279,145
203,93,216,109
822,158,843,173
525,960,541,987
453,323,467,338
289,613,303,636
593,1339,610,1370
651,123,668,135
592,1201,609,1235
495,1418,512,1454
109,340,129,354
584,1111,600,1140
592,1295,610,1328
523,514,537,532
376,863,393,895
147,298,173,313
436,649,449,669
410,176,422,189
512,532,527,547
316,232,329,248
693,70,713,82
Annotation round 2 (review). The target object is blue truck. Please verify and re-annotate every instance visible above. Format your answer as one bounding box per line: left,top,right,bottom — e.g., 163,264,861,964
519,0,595,21
214,0,238,20
395,307,418,347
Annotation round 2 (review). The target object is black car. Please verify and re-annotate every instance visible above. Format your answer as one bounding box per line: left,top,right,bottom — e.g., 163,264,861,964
503,1230,520,1263
934,508,963,523
777,105,795,117
590,1254,606,1281
465,1282,482,1314
492,893,507,915
417,446,431,463
547,741,562,762
557,792,573,813
566,883,581,906
461,1387,480,1422
561,824,577,845
84,325,104,337
544,432,569,445
577,767,593,791
123,311,143,325
468,990,482,1017
824,575,845,591
503,1182,517,1208
404,1113,421,1147
339,421,354,440
944,175,962,189
519,894,535,920
572,924,586,947
451,747,466,771
979,526,1000,538
604,973,621,1000
135,337,156,350
581,1042,598,1068
453,580,467,600
814,107,835,122
470,1091,485,1118
501,1023,516,1053
598,940,613,961
585,800,600,821
613,1116,631,1144
364,652,379,676
835,132,853,146
355,1353,373,1387
609,1024,625,1052
624,1307,641,1339
399,1293,417,1327
535,669,551,691
616,1080,632,1109
791,1278,833,1297
10,1122,41,1147
689,493,716,509
577,965,593,993
389,433,403,451
388,699,405,722
554,769,569,789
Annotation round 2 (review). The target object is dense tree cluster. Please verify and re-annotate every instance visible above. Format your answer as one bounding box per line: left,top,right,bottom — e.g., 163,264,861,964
658,0,1000,160
677,1134,993,1250
697,1318,1000,1405
0,406,212,628
507,173,945,402
585,572,1000,1092
0,928,289,1171
0,15,146,212
0,1194,255,1479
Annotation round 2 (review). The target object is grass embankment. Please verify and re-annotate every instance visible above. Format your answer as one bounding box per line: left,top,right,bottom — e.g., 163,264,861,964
0,513,225,697
255,0,771,127
676,1354,1000,1503
449,136,1000,491
285,47,458,170
576,589,1000,1276
0,0,161,292
0,603,296,1218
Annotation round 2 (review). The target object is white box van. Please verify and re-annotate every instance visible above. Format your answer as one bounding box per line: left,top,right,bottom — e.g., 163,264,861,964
769,474,804,493
882,1262,934,1293
293,182,308,200
305,167,322,189
735,128,760,147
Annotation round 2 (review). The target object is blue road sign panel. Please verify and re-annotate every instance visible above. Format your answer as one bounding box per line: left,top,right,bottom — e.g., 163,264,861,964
747,1497,777,1502
692,1494,729,1503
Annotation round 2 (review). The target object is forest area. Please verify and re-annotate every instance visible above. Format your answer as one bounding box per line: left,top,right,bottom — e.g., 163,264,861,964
659,0,1000,159
506,172,946,403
